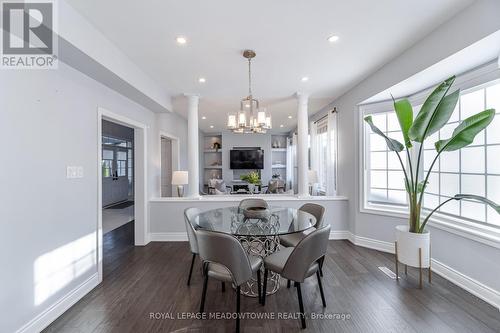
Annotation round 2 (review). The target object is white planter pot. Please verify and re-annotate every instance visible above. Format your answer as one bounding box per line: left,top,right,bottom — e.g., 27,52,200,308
395,225,430,268
248,184,255,193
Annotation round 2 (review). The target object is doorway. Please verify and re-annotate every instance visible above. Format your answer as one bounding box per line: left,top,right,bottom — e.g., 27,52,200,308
97,107,148,283
101,120,135,234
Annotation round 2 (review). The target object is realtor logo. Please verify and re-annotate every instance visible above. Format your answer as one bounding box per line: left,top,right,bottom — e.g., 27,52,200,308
1,0,58,69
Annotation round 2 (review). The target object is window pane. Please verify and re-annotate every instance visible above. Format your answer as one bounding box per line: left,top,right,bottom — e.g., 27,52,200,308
426,172,439,194
103,149,114,160
449,101,460,123
461,200,485,222
423,149,438,172
387,113,400,131
461,146,485,174
388,190,406,204
439,123,455,140
461,174,485,196
370,152,386,169
486,116,500,144
424,131,439,149
370,114,386,132
370,133,387,151
461,89,485,119
486,83,500,111
423,194,439,209
440,173,459,197
440,150,459,173
487,146,500,174
388,152,405,170
440,197,459,215
487,175,500,202
370,171,387,188
369,189,387,202
117,151,127,161
389,131,404,144
388,171,405,190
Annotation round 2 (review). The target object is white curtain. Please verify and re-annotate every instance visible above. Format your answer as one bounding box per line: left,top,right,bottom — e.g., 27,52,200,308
286,136,293,190
309,120,320,195
326,110,338,196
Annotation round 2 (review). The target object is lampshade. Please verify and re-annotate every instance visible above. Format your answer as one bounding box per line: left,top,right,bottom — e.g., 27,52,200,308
172,171,188,185
308,170,318,184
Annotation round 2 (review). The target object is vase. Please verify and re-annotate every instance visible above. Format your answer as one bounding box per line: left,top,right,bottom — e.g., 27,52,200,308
395,225,430,268
248,183,255,193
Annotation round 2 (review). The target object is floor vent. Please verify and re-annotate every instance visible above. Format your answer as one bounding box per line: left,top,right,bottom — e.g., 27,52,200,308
378,266,398,279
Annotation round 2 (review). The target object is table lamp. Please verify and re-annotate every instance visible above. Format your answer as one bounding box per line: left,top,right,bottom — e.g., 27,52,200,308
172,171,188,197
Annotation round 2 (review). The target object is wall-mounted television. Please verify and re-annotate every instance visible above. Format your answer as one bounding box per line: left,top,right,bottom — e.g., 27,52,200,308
230,149,264,169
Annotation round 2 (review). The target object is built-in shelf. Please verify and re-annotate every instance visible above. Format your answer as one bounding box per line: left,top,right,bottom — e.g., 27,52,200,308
271,148,287,152
205,166,222,169
204,149,221,153
272,164,286,168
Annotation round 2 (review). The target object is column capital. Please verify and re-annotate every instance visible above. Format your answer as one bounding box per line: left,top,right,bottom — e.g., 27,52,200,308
183,93,200,101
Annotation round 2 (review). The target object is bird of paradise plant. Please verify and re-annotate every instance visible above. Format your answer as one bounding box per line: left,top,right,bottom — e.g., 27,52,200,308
364,76,500,233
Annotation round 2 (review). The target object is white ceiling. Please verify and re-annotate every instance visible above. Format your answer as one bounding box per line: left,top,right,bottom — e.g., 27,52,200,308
66,0,474,133
364,30,500,104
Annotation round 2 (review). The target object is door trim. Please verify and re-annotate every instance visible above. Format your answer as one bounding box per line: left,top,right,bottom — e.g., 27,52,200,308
159,131,180,196
97,107,148,283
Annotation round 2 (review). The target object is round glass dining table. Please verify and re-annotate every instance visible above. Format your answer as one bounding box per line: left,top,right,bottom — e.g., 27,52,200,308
195,206,316,297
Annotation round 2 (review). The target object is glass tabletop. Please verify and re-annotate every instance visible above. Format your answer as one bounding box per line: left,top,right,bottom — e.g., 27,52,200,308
195,206,316,236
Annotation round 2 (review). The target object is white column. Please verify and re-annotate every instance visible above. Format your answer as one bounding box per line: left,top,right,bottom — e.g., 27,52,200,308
296,93,309,197
186,94,200,198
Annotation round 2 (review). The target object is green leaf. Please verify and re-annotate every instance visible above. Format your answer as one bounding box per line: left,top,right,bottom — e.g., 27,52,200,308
454,194,500,214
435,110,495,152
364,116,404,152
393,98,413,148
417,180,428,193
408,76,456,142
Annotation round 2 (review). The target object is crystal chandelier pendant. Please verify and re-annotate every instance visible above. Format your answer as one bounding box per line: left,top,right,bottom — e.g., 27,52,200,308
227,49,271,134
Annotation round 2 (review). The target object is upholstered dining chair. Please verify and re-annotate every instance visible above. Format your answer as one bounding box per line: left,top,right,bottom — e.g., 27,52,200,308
196,230,263,333
184,208,201,286
262,224,331,329
238,198,269,211
280,203,325,247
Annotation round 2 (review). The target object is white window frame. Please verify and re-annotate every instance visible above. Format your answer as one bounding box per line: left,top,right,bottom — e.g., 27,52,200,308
359,61,500,247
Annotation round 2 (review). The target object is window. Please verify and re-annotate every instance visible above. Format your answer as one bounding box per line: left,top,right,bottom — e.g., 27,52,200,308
310,111,338,195
362,73,500,228
364,110,407,206
423,81,500,226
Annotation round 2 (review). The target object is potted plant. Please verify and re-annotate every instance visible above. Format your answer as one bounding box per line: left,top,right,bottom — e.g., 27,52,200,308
364,76,500,278
240,171,261,193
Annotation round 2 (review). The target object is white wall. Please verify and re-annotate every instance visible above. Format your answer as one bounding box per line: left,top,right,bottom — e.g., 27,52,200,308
149,197,349,236
316,0,500,300
0,61,188,332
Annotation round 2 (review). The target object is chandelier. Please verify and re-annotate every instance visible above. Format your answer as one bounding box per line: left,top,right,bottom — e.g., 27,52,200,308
227,50,271,133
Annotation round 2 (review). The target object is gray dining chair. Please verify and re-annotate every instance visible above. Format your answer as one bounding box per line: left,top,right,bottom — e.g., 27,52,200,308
184,208,201,286
280,203,325,248
197,229,263,333
238,198,269,211
262,224,331,329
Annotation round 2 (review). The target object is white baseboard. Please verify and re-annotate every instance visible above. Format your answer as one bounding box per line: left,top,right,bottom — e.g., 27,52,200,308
16,273,99,333
150,232,188,242
329,230,350,240
431,259,500,310
349,233,395,254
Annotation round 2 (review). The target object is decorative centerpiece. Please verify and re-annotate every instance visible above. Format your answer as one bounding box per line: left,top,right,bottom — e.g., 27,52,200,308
364,76,499,288
240,171,261,193
242,206,271,220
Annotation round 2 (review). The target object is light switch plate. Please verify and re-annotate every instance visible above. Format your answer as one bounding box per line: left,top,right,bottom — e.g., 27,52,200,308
77,166,84,178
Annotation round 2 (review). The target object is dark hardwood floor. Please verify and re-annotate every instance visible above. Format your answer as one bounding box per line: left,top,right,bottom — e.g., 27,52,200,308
44,222,500,332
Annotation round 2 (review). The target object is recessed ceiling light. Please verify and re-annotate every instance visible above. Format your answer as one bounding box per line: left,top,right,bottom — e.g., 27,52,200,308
288,115,293,119
280,124,284,128
301,76,309,82
327,35,339,43
201,116,206,120
210,125,214,128
176,36,187,45
198,77,206,83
